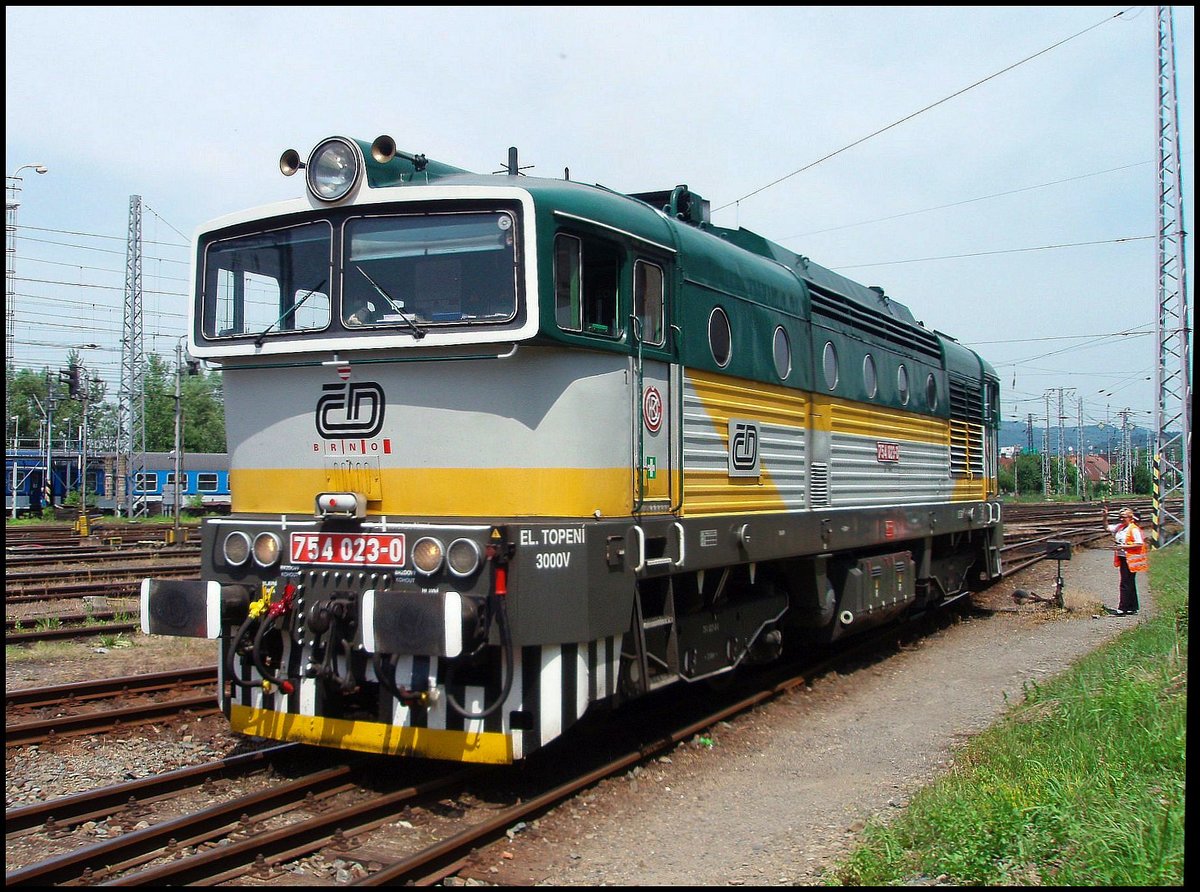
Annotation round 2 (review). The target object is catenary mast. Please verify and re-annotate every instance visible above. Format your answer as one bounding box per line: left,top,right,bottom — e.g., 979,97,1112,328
1152,6,1191,547
118,195,147,518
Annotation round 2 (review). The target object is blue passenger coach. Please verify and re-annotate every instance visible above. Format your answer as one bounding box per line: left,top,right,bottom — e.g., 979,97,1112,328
4,449,230,515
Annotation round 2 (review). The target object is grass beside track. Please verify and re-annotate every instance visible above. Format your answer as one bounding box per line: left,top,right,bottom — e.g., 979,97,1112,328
829,544,1188,887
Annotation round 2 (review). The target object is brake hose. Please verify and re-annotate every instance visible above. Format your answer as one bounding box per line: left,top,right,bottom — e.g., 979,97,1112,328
226,589,273,690
225,613,260,690
250,585,298,694
251,611,295,693
444,593,514,719
317,613,357,693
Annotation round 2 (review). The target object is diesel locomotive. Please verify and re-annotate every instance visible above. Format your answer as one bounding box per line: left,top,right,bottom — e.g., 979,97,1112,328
141,135,1003,763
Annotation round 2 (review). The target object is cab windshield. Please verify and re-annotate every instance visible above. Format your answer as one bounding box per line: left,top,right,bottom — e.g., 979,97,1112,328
201,222,332,340
344,212,518,329
199,210,519,343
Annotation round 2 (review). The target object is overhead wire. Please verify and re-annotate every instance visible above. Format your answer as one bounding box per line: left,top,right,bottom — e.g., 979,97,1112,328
830,235,1154,270
966,325,1155,346
17,224,189,251
713,7,1135,214
10,211,194,376
780,159,1155,240
701,7,1155,425
1000,326,1153,367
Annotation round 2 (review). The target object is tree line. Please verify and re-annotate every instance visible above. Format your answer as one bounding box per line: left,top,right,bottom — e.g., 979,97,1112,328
998,452,1153,500
7,350,226,455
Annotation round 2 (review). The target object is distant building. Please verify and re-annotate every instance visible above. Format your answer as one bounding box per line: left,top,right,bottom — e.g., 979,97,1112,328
999,445,1021,459
1079,454,1111,484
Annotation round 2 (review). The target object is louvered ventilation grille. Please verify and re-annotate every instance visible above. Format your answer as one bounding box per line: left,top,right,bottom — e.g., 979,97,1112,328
949,375,984,422
950,420,985,478
810,462,829,506
808,284,941,362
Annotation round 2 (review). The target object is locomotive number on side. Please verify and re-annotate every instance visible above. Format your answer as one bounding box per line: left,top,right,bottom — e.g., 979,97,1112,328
290,532,406,566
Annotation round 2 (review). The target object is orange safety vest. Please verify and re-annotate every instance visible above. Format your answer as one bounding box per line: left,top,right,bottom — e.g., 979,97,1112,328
1112,521,1148,572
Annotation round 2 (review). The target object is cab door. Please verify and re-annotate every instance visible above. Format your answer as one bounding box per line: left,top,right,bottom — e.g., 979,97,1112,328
632,258,676,515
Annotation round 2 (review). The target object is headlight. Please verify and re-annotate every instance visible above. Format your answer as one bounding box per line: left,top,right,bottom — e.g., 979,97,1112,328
253,532,282,567
446,538,483,578
306,137,360,202
223,531,251,566
412,537,445,575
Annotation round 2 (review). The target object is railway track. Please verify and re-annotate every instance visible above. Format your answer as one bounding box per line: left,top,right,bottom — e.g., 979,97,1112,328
5,667,220,746
5,621,141,646
4,608,962,886
1000,526,1109,576
5,561,201,603
5,545,201,570
6,558,200,587
4,521,200,550
1002,497,1178,525
997,498,1181,577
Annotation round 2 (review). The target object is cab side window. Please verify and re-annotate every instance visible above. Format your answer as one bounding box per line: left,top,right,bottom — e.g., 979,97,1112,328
554,233,620,336
634,260,664,346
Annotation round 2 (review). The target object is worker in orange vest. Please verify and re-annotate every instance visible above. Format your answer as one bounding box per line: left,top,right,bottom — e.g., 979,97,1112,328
1103,504,1146,616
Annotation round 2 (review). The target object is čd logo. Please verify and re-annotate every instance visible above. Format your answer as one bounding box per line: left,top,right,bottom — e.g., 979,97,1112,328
317,382,385,438
728,419,760,478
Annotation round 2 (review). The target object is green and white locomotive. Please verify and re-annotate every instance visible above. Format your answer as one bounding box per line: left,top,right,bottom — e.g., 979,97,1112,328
142,135,1003,763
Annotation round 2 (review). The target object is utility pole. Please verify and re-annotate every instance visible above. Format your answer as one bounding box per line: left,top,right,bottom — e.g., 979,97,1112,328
1017,412,1036,498
172,339,184,544
34,387,58,510
1042,391,1052,498
6,163,49,390
78,367,98,517
1118,408,1133,495
9,415,19,520
1056,388,1072,497
1077,397,1085,500
1153,6,1191,547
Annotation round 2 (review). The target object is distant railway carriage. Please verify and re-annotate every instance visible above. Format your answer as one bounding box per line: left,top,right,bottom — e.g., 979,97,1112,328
4,449,230,515
5,448,81,514
141,135,1002,764
113,452,231,513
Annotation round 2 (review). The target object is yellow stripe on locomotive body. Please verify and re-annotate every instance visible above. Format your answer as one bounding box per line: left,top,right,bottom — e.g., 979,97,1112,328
821,396,951,508
231,467,632,517
681,369,994,516
682,369,809,515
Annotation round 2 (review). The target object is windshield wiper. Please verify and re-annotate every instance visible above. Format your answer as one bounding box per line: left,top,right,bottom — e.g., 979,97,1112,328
354,265,426,340
254,280,327,347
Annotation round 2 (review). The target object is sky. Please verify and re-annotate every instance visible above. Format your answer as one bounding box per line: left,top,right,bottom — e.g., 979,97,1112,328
5,5,1194,440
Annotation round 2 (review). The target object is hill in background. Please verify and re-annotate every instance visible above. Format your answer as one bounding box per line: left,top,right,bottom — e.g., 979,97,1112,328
999,420,1157,455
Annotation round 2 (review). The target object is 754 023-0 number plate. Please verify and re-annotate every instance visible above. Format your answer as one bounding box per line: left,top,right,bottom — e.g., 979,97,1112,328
289,532,406,567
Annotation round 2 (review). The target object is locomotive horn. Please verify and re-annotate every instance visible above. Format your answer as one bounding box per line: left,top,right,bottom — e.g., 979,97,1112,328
371,135,397,163
279,149,304,177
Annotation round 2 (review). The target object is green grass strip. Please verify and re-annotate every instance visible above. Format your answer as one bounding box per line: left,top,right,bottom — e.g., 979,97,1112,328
830,545,1187,886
